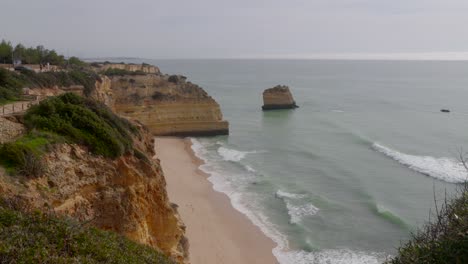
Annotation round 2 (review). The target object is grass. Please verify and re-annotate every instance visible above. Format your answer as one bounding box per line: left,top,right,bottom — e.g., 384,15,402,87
0,199,174,264
0,131,64,176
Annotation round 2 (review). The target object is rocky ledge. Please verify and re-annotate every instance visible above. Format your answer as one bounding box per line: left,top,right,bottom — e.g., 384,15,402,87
93,67,229,136
262,85,298,110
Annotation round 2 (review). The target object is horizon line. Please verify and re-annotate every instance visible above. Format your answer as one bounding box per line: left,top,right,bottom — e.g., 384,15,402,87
80,52,468,62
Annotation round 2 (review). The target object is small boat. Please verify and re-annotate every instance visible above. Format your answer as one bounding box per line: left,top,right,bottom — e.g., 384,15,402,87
440,109,450,113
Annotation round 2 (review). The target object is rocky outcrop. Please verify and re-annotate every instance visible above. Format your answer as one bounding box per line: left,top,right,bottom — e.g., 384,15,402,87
262,85,298,110
24,85,84,99
93,72,229,136
93,63,161,75
0,116,25,144
0,124,189,263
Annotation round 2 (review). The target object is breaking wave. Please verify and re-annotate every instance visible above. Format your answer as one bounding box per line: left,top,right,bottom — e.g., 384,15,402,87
372,143,467,183
217,146,262,162
276,190,319,224
192,138,388,264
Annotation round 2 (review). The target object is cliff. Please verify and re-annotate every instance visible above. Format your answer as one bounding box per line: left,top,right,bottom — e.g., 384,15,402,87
92,70,229,136
0,100,189,263
93,63,161,75
262,85,298,110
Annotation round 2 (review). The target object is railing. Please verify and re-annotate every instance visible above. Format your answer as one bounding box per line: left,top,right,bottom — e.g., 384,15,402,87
0,100,39,117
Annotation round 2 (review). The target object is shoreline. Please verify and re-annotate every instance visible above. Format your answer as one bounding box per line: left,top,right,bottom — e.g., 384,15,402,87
154,137,278,264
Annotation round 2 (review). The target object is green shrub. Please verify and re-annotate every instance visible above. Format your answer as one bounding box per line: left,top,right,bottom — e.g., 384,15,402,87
24,93,136,158
0,131,62,177
386,184,468,264
0,201,174,263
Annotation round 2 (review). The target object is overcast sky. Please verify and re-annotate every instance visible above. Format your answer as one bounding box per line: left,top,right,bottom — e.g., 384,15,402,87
1,0,468,59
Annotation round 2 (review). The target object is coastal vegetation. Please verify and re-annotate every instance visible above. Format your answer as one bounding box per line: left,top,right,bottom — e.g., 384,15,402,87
0,198,173,263
0,67,99,103
386,184,468,263
0,40,86,66
0,93,137,176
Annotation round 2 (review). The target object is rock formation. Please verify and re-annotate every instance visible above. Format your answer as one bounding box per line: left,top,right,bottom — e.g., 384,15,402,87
91,67,229,136
0,122,189,263
93,62,161,74
262,85,298,110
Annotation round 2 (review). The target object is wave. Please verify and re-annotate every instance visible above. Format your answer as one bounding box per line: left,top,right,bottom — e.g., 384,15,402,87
373,204,408,229
276,190,319,224
191,138,387,264
275,248,388,264
217,146,262,162
372,143,467,183
276,190,307,199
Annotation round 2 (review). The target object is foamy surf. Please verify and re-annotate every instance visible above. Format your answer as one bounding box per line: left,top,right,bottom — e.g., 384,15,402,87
276,190,319,224
191,138,388,264
217,146,263,162
373,143,468,183
274,248,389,264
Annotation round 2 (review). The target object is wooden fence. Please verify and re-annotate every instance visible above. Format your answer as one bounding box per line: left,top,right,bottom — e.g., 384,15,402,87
0,100,39,117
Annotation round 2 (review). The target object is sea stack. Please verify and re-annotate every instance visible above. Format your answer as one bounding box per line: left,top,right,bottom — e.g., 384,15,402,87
262,85,298,110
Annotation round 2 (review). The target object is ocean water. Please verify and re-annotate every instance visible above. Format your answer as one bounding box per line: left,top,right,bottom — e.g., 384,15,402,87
135,59,467,263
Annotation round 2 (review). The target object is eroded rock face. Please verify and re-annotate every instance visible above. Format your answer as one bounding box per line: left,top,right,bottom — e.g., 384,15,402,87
0,117,25,144
94,73,229,136
0,125,189,263
262,85,298,110
93,63,161,74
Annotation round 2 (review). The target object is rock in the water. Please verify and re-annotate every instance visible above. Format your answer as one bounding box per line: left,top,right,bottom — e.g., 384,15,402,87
262,85,298,110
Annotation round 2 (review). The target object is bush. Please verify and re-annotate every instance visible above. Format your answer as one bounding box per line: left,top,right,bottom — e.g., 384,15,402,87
386,184,468,264
0,131,62,177
24,93,136,158
0,200,174,263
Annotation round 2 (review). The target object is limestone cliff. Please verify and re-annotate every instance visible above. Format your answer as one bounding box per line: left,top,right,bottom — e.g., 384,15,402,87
0,122,188,263
93,63,161,74
262,85,298,110
91,68,229,136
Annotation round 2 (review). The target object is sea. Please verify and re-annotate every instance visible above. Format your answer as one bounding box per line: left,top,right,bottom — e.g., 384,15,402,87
126,59,468,264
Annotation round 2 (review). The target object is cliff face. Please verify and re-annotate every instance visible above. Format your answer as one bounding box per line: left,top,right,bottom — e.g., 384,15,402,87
0,123,188,263
94,63,161,74
93,72,229,136
262,85,298,110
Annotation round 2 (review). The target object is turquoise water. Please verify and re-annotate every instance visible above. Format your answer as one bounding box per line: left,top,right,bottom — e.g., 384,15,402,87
140,59,467,263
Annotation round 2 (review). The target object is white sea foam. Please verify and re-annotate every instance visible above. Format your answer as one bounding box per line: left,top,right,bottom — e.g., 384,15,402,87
276,190,307,199
276,190,318,224
217,146,261,162
191,138,387,264
286,203,320,224
245,165,256,172
274,248,388,264
373,143,468,183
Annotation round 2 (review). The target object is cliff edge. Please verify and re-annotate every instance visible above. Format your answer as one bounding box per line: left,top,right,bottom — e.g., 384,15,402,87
0,94,189,263
91,64,229,136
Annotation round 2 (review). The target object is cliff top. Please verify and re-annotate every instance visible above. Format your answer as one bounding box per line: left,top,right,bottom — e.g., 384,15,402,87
91,62,161,75
263,85,291,94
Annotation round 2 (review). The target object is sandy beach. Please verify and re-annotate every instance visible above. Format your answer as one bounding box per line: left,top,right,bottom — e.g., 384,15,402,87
154,137,277,264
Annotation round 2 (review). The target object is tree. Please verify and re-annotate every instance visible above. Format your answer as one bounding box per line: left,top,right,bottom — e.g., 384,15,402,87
0,40,13,64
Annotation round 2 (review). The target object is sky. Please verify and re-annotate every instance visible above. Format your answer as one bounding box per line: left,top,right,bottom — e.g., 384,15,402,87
1,0,468,60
